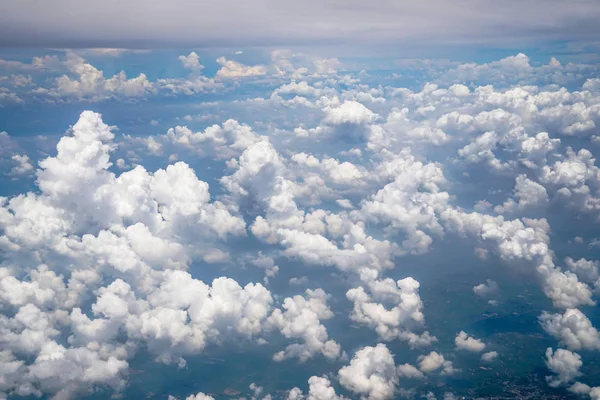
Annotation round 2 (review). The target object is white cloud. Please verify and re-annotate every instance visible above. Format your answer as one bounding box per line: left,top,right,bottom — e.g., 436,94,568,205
216,57,268,78
545,347,583,387
4,51,600,399
473,280,499,298
338,344,398,400
179,52,204,71
323,101,377,126
417,352,455,375
481,351,498,362
161,119,266,160
455,331,486,352
396,363,424,379
540,309,600,351
288,376,347,400
346,277,436,347
267,289,342,362
47,54,154,101
9,154,34,178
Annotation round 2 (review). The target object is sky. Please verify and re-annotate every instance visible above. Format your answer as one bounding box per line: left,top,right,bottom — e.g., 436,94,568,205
2,2,600,400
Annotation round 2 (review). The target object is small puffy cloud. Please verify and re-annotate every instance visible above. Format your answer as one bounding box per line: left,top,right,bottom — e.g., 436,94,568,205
481,351,498,362
418,352,455,375
9,154,34,177
455,331,486,352
396,363,424,379
216,57,268,78
473,279,499,298
178,51,204,71
323,101,377,126
163,119,265,159
175,393,215,400
289,276,309,286
288,376,347,400
336,199,354,209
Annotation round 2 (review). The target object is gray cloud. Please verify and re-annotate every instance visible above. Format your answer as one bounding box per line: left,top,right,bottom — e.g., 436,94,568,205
1,0,600,48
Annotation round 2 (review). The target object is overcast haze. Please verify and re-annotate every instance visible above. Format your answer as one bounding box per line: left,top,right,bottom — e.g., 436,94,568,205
2,0,600,48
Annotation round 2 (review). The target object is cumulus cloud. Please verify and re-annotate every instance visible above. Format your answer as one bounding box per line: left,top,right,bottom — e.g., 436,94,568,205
46,53,154,101
481,351,498,362
179,51,204,71
417,352,455,375
455,331,486,352
338,344,398,400
288,376,347,400
266,289,342,362
5,49,600,400
346,277,436,347
545,348,582,387
540,309,600,351
8,154,34,178
0,111,279,398
216,57,268,78
473,280,499,298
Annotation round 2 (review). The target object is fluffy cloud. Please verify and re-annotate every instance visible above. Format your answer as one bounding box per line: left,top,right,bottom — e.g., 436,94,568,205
266,289,342,362
288,376,347,400
396,363,424,379
4,50,600,399
454,331,486,352
346,276,436,347
540,309,600,351
48,54,154,101
417,352,455,375
0,111,277,398
338,344,398,400
481,351,498,362
179,51,203,71
473,280,499,298
216,57,268,78
545,348,582,387
8,154,34,177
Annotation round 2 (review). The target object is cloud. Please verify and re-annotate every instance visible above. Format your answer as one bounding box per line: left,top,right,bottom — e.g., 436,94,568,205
396,363,424,379
179,52,204,71
545,347,583,387
44,53,154,101
338,344,398,400
417,352,455,375
288,376,347,400
481,351,498,362
266,288,342,362
8,154,34,178
540,309,600,351
454,331,486,352
216,57,268,78
169,393,215,400
473,280,499,298
5,50,600,400
0,111,282,398
346,276,436,347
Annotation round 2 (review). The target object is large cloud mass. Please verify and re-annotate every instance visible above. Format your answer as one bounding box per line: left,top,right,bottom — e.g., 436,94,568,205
2,48,600,400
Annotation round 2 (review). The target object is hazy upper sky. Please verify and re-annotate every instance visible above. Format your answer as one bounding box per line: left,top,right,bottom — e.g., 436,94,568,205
2,0,600,48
